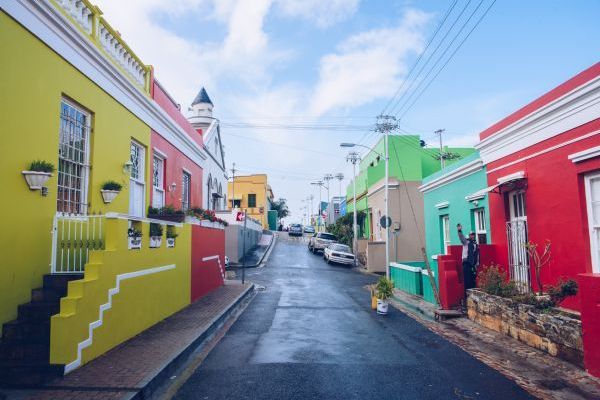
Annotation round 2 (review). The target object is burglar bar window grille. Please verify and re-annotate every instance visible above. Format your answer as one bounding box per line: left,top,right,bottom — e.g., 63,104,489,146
474,208,487,244
182,171,191,211
57,100,91,215
441,215,450,254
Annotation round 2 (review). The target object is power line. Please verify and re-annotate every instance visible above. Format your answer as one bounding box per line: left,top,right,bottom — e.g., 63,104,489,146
224,132,339,157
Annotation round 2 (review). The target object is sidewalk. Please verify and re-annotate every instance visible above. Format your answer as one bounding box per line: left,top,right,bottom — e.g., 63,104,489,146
229,231,275,268
388,289,600,400
1,281,254,400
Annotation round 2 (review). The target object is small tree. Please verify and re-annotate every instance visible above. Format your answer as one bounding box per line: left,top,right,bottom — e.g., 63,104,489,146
524,240,551,295
270,198,290,219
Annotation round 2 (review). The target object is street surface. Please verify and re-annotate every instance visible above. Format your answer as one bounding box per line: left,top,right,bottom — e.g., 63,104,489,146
174,233,533,399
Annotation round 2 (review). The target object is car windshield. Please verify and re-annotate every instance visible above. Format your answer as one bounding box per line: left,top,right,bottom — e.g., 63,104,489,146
318,233,336,241
331,244,351,253
291,224,301,228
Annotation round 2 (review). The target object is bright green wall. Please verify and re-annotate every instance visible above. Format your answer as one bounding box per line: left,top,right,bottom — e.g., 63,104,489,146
0,12,151,329
422,152,491,283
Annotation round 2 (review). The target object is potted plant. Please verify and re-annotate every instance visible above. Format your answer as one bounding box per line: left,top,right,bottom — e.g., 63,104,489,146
375,276,394,315
149,223,163,248
369,284,377,310
166,228,178,248
148,205,186,223
127,227,142,250
100,180,123,204
22,160,55,190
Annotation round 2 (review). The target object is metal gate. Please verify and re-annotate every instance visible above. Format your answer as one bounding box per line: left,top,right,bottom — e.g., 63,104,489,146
506,219,530,292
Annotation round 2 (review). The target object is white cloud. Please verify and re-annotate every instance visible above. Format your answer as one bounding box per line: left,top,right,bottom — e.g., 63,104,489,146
275,0,360,28
310,9,430,116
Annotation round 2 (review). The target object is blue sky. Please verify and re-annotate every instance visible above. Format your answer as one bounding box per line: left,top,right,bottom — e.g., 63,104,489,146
95,0,600,222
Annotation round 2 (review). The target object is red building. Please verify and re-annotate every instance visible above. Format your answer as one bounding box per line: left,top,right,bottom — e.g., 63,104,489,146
476,62,600,376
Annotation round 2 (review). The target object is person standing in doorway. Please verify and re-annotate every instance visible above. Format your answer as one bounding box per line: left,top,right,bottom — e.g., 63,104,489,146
457,223,479,293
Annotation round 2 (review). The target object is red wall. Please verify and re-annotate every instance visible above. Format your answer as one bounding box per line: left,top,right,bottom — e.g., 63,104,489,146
486,119,600,311
151,133,203,209
190,226,225,302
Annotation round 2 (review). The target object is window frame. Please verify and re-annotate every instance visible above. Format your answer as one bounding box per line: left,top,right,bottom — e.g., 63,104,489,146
585,172,600,273
152,154,165,208
441,215,450,255
473,208,487,244
248,193,257,208
181,171,191,212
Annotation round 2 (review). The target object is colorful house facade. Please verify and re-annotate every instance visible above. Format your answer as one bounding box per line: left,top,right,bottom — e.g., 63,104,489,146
228,174,274,229
346,135,475,274
0,0,225,383
418,152,491,304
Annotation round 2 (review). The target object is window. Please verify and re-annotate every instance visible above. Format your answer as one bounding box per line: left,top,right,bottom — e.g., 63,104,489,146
182,172,191,211
152,155,165,208
585,173,600,273
129,141,146,218
441,215,450,254
473,208,487,244
233,199,241,208
206,174,212,210
248,193,257,208
57,99,91,214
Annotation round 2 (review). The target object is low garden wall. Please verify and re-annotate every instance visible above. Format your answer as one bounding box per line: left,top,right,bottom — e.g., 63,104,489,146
467,289,583,367
390,263,423,296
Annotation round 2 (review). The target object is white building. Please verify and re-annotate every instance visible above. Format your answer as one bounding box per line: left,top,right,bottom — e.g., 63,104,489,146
188,87,227,210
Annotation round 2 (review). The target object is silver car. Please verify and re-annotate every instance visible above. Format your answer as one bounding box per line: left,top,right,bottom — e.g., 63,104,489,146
323,244,355,265
308,232,337,253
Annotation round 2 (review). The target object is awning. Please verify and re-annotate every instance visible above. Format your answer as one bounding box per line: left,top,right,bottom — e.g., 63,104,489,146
465,171,526,201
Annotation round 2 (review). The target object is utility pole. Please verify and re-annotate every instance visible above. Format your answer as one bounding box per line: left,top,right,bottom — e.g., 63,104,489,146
335,173,344,198
230,162,237,210
323,173,334,225
346,152,360,260
375,114,399,280
311,181,324,232
435,129,446,169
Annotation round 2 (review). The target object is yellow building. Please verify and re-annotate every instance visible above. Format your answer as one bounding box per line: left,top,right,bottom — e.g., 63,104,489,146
228,175,274,229
0,0,207,379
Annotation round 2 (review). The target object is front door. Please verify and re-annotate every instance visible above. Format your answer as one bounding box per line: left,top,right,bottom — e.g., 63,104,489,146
129,141,145,218
506,190,529,291
585,172,600,273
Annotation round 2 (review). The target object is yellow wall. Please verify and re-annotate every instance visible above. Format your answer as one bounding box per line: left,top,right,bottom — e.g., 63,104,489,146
227,175,273,229
50,218,191,367
0,12,151,329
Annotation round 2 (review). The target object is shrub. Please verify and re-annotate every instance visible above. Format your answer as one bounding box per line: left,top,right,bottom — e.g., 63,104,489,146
149,223,163,237
376,276,394,300
127,228,142,238
548,278,578,306
166,227,178,239
101,180,123,191
476,263,516,297
28,160,55,173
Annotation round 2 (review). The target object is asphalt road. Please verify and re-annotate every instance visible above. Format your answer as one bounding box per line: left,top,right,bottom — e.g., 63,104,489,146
174,233,534,400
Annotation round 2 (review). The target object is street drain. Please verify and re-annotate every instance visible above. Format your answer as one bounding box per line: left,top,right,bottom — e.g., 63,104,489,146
255,285,267,292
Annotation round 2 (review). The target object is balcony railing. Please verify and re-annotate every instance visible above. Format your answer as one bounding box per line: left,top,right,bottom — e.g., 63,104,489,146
51,0,151,93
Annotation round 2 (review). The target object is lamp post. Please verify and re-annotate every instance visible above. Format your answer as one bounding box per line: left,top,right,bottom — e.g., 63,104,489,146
343,151,361,258
323,174,334,225
311,181,324,232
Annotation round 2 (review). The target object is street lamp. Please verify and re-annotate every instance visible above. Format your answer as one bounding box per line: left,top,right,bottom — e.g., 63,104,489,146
311,181,324,232
345,151,361,261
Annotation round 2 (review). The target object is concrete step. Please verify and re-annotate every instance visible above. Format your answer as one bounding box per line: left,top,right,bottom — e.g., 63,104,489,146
0,362,63,386
17,302,60,322
1,320,50,343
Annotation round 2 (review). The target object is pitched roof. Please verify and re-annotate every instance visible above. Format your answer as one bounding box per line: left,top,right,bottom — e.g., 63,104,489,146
192,87,213,106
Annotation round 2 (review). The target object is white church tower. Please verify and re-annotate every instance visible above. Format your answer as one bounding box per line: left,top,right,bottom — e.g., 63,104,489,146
188,87,228,211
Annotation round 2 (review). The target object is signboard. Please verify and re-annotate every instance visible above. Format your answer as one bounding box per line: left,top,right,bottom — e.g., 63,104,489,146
236,211,245,222
380,216,392,229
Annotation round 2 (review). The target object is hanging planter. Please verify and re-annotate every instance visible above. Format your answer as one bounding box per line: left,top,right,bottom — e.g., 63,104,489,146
22,160,55,190
100,181,123,204
149,223,163,248
166,228,178,248
166,238,176,248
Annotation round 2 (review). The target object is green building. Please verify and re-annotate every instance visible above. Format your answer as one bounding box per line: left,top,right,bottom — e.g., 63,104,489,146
346,135,475,275
417,151,491,303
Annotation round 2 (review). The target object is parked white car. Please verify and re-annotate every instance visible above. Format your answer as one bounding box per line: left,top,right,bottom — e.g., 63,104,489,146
323,244,355,266
308,232,337,253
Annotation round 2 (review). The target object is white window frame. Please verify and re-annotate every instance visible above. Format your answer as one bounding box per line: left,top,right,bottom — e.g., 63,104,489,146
474,208,487,244
182,171,191,212
152,154,165,208
57,98,91,215
129,141,146,218
585,172,600,273
442,215,450,254
509,191,527,222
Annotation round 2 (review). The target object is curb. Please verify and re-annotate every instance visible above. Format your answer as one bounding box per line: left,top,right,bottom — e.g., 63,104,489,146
229,233,276,269
126,283,255,400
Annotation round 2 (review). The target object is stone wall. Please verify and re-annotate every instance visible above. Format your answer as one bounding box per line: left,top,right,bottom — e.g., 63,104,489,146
467,289,583,367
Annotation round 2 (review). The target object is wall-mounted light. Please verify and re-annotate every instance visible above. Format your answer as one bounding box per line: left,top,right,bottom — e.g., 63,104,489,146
123,160,133,175
472,200,479,207
169,182,177,192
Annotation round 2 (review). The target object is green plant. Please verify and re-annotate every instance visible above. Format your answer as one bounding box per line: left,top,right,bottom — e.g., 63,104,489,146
166,227,178,239
476,263,517,297
149,223,163,237
127,227,142,238
101,180,123,191
270,198,290,219
524,240,551,295
548,278,578,306
148,205,185,216
28,160,55,173
375,276,394,300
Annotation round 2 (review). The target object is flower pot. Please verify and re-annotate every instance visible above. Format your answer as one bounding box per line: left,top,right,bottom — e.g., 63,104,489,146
166,238,176,248
376,299,389,315
371,295,377,310
22,171,52,190
128,236,142,250
148,214,186,223
149,236,162,248
100,189,120,204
